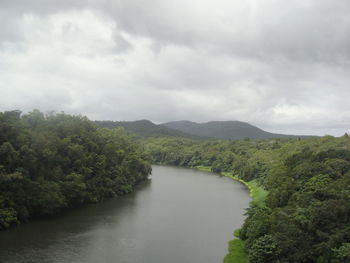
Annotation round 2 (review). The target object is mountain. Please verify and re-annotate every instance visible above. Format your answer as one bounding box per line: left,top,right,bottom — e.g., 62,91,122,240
95,119,315,140
161,120,314,139
95,120,197,138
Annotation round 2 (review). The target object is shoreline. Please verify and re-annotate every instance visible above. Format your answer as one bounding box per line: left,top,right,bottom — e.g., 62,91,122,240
194,166,267,205
193,166,268,263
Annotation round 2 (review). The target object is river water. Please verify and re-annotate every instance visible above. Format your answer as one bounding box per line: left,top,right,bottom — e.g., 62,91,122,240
0,166,250,263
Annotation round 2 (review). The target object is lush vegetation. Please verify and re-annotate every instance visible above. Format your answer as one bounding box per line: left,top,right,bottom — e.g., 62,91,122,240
0,110,151,230
142,135,350,263
224,239,248,263
2,109,350,262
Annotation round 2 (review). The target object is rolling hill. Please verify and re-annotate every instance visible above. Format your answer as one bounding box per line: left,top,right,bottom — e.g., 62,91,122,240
94,120,196,138
95,119,315,139
161,120,314,139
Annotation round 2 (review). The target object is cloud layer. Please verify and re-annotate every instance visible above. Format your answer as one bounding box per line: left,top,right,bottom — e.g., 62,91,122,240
1,0,349,135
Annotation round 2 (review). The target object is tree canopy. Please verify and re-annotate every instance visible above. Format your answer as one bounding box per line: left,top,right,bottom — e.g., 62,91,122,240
0,110,151,230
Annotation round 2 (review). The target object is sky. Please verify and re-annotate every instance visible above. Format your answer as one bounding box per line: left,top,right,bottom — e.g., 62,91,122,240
0,0,349,136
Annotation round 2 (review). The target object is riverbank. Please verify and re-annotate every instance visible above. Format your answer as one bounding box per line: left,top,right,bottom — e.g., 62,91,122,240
194,166,268,263
194,166,267,206
0,165,249,263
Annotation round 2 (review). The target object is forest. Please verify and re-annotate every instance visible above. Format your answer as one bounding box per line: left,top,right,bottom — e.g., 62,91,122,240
142,135,350,263
0,110,151,230
1,109,349,262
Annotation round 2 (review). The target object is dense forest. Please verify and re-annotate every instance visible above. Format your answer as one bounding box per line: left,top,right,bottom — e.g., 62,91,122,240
142,135,350,263
2,109,349,262
0,110,151,230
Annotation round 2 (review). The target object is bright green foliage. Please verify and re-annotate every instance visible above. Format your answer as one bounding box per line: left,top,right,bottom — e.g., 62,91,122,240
224,239,248,263
333,243,350,262
195,166,212,172
0,208,18,229
0,110,151,230
246,180,268,206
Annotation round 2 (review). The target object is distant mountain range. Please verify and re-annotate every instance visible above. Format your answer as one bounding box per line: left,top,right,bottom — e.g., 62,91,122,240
94,120,196,138
161,120,315,139
95,120,315,140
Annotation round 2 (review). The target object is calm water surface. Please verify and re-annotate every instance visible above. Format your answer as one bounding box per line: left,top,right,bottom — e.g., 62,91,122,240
0,166,250,263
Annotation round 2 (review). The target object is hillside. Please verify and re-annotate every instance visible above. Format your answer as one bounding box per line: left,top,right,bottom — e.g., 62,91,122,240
95,120,197,138
161,120,314,139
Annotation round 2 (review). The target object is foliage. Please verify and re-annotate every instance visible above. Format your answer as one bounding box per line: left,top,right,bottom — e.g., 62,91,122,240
224,239,248,263
142,135,350,262
248,234,279,263
0,110,151,230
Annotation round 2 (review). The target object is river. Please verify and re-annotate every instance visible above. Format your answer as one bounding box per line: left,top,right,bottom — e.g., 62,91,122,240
0,166,250,263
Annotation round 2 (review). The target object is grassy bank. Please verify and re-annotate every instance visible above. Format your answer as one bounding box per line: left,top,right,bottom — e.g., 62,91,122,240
194,165,212,172
195,166,267,206
222,173,267,206
194,166,268,263
223,239,248,263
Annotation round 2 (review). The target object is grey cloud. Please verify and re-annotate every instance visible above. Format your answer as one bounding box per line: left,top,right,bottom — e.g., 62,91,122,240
0,0,349,136
101,1,350,64
3,1,350,62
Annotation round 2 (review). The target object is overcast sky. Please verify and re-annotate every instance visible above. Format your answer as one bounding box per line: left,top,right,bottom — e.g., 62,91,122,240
0,0,349,136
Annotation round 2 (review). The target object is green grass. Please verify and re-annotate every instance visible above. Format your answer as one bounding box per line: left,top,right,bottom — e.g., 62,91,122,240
247,179,268,205
220,172,268,263
223,239,248,263
220,172,267,206
194,165,212,172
